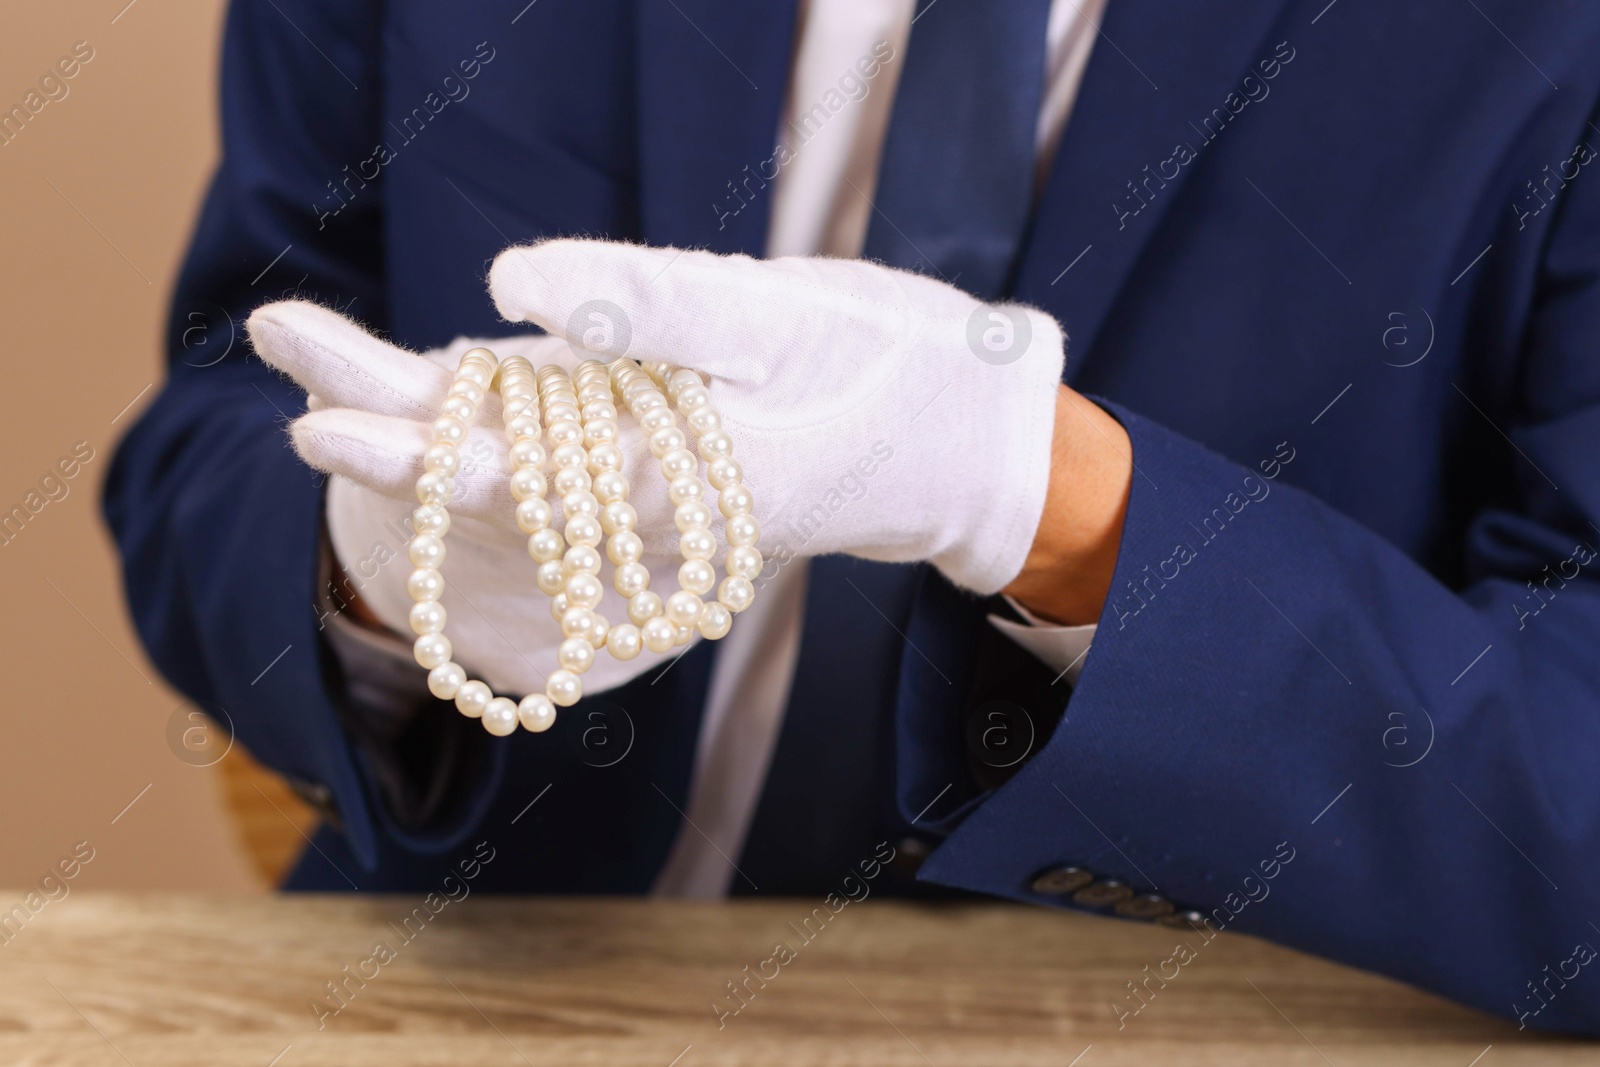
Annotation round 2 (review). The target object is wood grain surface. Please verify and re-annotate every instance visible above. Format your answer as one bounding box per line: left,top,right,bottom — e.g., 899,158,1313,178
0,893,1588,1065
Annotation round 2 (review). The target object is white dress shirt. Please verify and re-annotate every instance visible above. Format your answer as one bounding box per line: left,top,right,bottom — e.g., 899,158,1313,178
650,0,1106,897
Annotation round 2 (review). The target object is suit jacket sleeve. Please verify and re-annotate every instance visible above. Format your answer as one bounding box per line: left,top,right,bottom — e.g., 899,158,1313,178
102,0,508,871
897,116,1600,1034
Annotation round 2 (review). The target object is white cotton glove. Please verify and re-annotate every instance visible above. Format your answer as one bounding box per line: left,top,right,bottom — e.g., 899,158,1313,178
488,240,1066,594
245,301,686,699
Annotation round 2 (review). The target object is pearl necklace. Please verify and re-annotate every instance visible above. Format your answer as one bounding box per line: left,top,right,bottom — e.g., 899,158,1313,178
406,347,760,737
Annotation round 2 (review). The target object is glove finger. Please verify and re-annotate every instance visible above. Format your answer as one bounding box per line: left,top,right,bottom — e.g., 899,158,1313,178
489,239,931,382
249,301,469,421
290,408,520,534
290,408,684,553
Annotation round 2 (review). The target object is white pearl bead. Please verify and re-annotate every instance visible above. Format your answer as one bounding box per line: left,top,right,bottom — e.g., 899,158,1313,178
459,363,492,388
553,466,592,497
409,600,446,635
674,501,712,532
528,528,565,563
516,498,553,534
666,591,704,628
549,591,570,622
558,637,595,674
605,623,642,660
423,443,460,476
582,401,619,423
629,590,664,626
561,606,596,640
719,484,754,518
433,416,467,445
545,403,579,425
413,633,452,669
461,347,498,371
583,419,618,447
632,392,666,414
642,616,676,654
649,427,687,458
547,669,583,707
510,466,547,502
566,514,603,548
565,572,604,609
674,624,695,646
589,612,610,646
726,514,760,547
408,534,445,568
552,442,588,470
505,414,541,440
518,693,557,733
408,567,444,601
448,378,484,404
688,406,721,434
415,472,453,507
727,545,764,581
455,679,491,717
588,442,623,473
660,448,698,480
536,559,566,596
678,559,716,595
482,697,519,737
600,501,638,535
640,406,676,433
614,560,651,597
708,457,742,490
562,491,600,519
607,530,644,566
677,386,709,411
669,367,703,391
508,438,546,469
442,394,477,422
718,576,755,613
413,504,450,537
680,528,716,561
698,430,733,459
593,471,629,504
427,662,466,699
698,602,732,640
548,419,582,446
668,475,704,505
564,545,602,576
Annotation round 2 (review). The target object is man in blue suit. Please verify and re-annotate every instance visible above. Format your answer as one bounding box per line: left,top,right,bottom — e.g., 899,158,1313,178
104,0,1600,1033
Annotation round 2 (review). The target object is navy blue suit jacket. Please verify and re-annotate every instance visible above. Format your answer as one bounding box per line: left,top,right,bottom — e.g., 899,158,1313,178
104,0,1600,1032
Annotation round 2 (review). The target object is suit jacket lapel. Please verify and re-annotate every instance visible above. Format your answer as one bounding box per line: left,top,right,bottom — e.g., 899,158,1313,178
635,0,800,255
1014,0,1296,373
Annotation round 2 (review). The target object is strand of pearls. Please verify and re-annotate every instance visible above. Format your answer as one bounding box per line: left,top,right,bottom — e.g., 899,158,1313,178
406,347,759,738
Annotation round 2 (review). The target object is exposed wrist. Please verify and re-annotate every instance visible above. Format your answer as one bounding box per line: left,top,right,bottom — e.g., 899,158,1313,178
1002,387,1132,625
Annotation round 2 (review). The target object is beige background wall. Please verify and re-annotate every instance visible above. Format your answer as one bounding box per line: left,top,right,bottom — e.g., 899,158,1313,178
0,1,270,890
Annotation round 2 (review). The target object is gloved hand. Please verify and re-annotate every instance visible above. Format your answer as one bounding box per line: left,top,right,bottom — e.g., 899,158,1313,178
246,301,686,699
488,239,1066,594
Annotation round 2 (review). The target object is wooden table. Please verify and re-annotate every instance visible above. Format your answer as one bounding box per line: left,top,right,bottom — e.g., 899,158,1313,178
0,893,1587,1065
